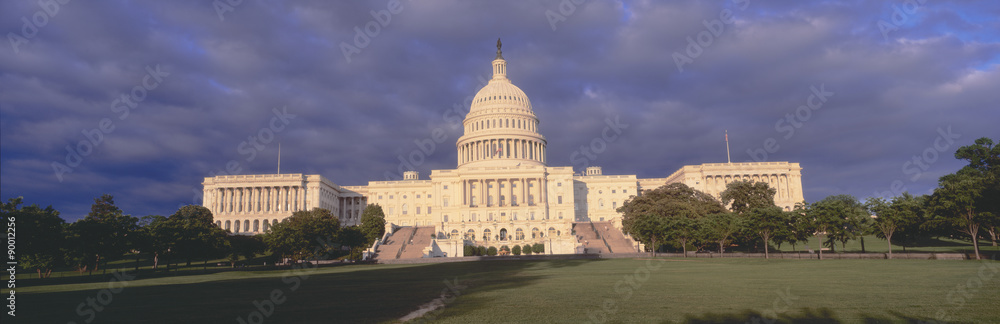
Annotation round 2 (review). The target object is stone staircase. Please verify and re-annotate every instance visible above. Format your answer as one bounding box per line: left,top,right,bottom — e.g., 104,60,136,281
593,221,637,254
398,227,436,259
573,222,607,254
374,227,414,260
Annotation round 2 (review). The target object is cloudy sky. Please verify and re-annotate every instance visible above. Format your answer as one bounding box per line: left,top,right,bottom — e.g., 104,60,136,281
1,0,997,221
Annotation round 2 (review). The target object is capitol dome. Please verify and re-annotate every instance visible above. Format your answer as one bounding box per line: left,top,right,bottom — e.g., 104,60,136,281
456,39,547,169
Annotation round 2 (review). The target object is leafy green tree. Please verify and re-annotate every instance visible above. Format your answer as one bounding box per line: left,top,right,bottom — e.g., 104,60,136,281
887,193,929,251
866,197,900,258
339,226,368,261
359,204,387,246
699,212,739,253
522,244,533,255
512,245,521,255
809,195,866,254
720,180,777,215
226,234,266,265
619,183,726,256
954,137,1000,247
2,198,65,278
532,243,545,254
264,208,341,262
787,204,816,252
487,246,498,256
928,170,990,260
66,194,139,274
464,245,475,256
477,246,487,256
168,205,229,266
742,206,786,259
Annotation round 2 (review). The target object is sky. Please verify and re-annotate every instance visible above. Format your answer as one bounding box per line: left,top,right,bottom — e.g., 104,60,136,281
1,0,998,221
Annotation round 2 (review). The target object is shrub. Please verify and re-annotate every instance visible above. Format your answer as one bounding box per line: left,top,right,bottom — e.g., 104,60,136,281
487,246,498,256
532,243,544,254
522,244,533,255
512,245,521,255
464,245,475,256
477,246,487,256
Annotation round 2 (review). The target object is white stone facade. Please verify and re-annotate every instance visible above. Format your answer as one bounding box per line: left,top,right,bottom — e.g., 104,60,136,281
201,43,805,256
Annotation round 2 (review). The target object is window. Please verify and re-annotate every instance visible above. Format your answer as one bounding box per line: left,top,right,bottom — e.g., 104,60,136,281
402,204,408,214
488,196,493,206
427,207,432,214
549,227,557,237
599,199,604,208
513,183,517,188
471,213,477,222
557,182,562,187
613,202,617,209
416,194,420,198
389,207,395,214
599,190,603,194
378,195,383,200
512,195,518,205
416,205,421,214
529,183,534,187
389,195,394,199
515,228,525,240
443,215,449,222
612,190,616,194
483,229,492,241
558,212,563,219
488,184,494,188
532,227,540,238
513,212,518,220
403,195,407,199
444,185,448,190
500,183,505,188
427,194,432,198
450,229,458,239
472,196,478,206
443,198,449,207
623,190,628,193
530,212,535,220
558,196,562,204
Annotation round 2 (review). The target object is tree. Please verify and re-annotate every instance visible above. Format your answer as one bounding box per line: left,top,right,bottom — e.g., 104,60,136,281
2,198,65,278
720,180,777,215
339,226,367,261
890,193,929,251
866,197,902,259
954,137,1000,247
809,195,866,255
512,245,521,255
743,206,786,259
699,212,739,253
487,246,498,256
619,183,726,256
264,208,342,262
168,205,229,266
928,170,989,260
532,243,545,254
359,204,387,246
226,235,266,266
66,194,139,274
522,244,533,255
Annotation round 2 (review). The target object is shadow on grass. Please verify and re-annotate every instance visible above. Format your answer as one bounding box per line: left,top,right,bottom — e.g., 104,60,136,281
675,307,970,324
17,259,595,324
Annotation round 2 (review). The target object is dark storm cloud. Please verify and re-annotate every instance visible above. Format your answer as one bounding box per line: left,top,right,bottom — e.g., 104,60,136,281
1,0,997,220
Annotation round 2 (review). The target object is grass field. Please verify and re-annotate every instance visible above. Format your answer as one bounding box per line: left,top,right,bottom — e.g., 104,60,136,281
11,257,1000,323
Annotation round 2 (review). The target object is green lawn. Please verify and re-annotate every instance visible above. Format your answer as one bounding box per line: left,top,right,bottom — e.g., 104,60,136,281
774,235,1000,254
11,258,1000,323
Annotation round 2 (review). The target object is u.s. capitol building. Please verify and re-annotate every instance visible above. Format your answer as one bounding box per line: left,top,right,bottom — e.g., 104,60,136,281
201,42,804,258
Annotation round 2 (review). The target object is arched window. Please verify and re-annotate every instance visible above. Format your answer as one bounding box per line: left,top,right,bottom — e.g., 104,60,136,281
483,229,492,241
216,221,221,227
532,227,540,238
225,220,231,230
253,220,260,232
402,203,408,214
273,219,278,225
234,220,241,232
515,228,525,240
466,229,475,240
549,227,557,237
263,219,270,231
450,229,459,239
599,199,605,208
558,212,563,220
500,228,508,240
244,220,250,232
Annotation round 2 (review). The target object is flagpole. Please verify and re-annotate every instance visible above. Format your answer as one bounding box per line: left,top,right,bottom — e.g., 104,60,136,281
277,142,281,174
725,130,731,164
